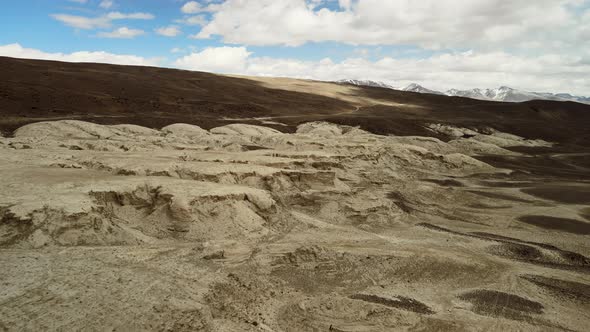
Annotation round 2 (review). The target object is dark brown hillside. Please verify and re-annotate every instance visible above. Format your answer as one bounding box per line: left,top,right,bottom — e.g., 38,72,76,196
1,56,589,147
0,56,352,134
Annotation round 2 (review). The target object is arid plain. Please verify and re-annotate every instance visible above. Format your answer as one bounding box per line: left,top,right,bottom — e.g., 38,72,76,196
1,57,589,331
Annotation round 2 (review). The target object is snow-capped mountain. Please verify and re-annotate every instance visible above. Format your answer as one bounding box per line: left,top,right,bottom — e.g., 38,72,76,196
404,85,547,102
402,83,444,95
337,79,395,89
446,86,541,102
337,79,590,105
445,86,590,104
446,88,488,100
553,93,590,104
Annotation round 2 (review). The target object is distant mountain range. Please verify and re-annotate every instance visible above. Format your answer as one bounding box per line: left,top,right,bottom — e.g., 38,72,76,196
402,83,445,95
337,79,590,105
337,79,396,89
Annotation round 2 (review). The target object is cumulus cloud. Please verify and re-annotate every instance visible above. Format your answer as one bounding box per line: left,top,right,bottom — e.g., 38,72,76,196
338,0,352,10
174,46,590,95
51,11,154,30
105,12,154,20
181,1,221,14
99,0,114,9
175,15,208,26
0,43,162,66
196,0,585,51
155,26,182,37
51,14,111,29
181,1,203,14
174,46,252,73
97,27,145,39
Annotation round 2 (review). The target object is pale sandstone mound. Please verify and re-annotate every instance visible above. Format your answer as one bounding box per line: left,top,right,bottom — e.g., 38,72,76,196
297,122,344,137
296,121,369,137
428,123,553,148
210,123,282,136
472,132,552,148
108,124,160,136
441,153,492,169
11,120,235,152
0,167,279,248
3,119,589,332
385,136,457,155
0,119,503,250
1,119,501,250
74,153,338,191
428,124,479,138
161,123,209,138
448,139,519,155
14,120,120,139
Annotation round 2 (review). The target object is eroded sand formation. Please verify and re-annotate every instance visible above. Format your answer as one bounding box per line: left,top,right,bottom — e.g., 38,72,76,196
1,120,589,331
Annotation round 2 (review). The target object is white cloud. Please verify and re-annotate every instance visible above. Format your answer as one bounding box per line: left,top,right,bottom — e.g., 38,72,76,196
51,14,110,29
196,0,585,51
174,46,590,95
155,26,182,37
0,43,162,66
52,11,154,30
97,27,145,39
2,43,588,95
99,0,114,9
181,1,203,14
338,0,352,10
181,1,220,14
174,46,252,73
106,12,154,20
175,15,208,26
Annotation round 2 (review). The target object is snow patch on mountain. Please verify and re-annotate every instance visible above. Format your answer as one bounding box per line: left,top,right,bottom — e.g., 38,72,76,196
445,86,590,104
337,79,590,105
337,79,395,89
402,83,445,95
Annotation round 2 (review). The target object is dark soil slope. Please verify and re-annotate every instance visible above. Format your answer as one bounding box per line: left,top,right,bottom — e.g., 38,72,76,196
1,56,589,146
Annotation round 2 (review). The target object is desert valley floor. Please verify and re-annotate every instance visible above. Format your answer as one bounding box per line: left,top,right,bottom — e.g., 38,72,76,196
0,57,589,331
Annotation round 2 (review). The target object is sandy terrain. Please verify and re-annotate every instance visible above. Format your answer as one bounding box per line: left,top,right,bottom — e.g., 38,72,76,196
1,119,589,331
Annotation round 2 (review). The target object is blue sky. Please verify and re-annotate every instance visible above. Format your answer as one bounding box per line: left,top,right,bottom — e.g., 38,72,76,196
0,0,436,62
1,0,589,95
1,0,211,58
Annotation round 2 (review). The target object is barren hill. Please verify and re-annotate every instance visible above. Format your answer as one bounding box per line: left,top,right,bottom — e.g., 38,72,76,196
2,56,590,146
